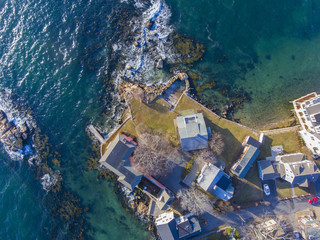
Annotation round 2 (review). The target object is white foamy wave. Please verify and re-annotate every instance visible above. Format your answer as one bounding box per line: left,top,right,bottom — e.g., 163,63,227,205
0,88,37,131
0,88,37,161
109,0,178,87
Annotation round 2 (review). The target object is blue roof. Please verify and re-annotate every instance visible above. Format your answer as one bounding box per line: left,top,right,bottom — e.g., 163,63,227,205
231,145,260,179
197,163,234,201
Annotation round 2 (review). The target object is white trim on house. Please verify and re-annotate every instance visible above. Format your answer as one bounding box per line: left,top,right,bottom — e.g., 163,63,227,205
293,92,320,158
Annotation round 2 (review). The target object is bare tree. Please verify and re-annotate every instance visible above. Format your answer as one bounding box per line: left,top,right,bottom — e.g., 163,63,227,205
209,131,225,155
131,132,182,177
197,149,218,165
176,187,212,216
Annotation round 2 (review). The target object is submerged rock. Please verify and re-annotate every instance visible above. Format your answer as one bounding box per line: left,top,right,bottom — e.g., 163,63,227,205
41,172,60,192
156,58,163,69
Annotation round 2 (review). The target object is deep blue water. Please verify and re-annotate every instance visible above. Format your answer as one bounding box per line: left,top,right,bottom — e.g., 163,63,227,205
1,0,320,239
0,0,150,239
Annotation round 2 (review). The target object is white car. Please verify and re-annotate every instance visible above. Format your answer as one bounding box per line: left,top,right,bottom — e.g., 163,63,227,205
263,184,270,196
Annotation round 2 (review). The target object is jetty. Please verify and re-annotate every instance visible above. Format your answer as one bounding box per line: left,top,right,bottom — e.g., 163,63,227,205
88,125,105,144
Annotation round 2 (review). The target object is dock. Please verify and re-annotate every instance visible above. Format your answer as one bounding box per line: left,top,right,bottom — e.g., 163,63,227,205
88,125,105,144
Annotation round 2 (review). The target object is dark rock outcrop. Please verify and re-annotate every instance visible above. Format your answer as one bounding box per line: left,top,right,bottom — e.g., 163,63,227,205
0,110,29,151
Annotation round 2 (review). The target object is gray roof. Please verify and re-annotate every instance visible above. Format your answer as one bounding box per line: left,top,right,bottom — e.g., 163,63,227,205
257,160,280,180
276,153,304,163
231,145,260,178
197,163,234,200
99,134,143,190
314,113,320,122
156,213,201,240
176,216,201,239
306,103,320,116
177,113,209,152
157,219,177,240
245,136,261,148
274,154,320,185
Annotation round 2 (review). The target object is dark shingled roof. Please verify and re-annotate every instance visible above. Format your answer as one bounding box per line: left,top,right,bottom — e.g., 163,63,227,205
157,219,178,240
176,216,201,239
245,136,261,148
99,134,143,190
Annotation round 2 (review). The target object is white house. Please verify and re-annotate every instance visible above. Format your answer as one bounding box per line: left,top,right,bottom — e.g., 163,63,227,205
293,92,320,158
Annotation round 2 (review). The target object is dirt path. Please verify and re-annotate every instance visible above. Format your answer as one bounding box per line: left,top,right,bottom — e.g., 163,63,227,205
260,126,298,135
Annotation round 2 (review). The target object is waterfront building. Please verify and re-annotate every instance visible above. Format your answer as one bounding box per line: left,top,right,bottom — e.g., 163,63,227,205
197,163,234,201
176,113,209,152
155,212,201,240
139,175,174,214
258,152,320,186
99,134,143,190
293,92,320,158
231,136,261,179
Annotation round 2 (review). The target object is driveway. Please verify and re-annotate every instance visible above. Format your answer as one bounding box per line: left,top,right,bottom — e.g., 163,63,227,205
261,179,278,203
198,196,313,237
309,180,320,197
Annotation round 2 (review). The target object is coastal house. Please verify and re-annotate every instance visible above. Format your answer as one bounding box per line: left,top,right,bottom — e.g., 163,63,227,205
231,136,261,179
155,212,201,240
138,175,175,215
176,113,210,152
293,92,320,158
296,209,320,240
197,162,234,201
99,134,143,190
258,152,320,186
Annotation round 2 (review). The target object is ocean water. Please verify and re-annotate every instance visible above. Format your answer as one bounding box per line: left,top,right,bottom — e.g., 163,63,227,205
1,0,320,239
166,0,320,128
0,0,150,239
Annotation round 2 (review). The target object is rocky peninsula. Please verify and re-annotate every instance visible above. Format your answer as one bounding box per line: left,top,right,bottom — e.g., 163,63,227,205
0,110,30,152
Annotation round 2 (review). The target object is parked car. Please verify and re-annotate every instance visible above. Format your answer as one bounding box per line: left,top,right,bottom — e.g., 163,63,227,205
308,197,320,204
263,184,270,196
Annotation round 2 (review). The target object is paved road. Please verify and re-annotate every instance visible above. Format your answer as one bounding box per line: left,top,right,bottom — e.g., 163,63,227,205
201,196,312,234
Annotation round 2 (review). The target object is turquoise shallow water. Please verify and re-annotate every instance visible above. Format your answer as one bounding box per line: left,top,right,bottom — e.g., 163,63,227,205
166,0,320,127
1,0,320,239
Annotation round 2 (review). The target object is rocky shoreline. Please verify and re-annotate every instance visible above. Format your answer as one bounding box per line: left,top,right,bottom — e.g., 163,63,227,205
0,110,30,152
118,72,189,104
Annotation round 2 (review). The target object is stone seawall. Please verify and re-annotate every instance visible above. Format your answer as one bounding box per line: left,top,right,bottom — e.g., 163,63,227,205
118,73,189,104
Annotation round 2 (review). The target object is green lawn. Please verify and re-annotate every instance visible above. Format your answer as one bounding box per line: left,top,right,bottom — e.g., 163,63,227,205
129,97,180,145
232,162,263,204
259,131,300,159
276,179,293,199
175,94,259,165
294,185,310,196
276,179,310,199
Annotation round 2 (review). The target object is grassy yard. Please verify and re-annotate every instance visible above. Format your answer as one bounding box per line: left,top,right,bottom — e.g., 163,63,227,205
294,185,310,196
129,97,180,145
232,162,263,204
259,130,300,159
100,119,137,155
175,95,259,166
275,179,309,199
276,179,293,199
